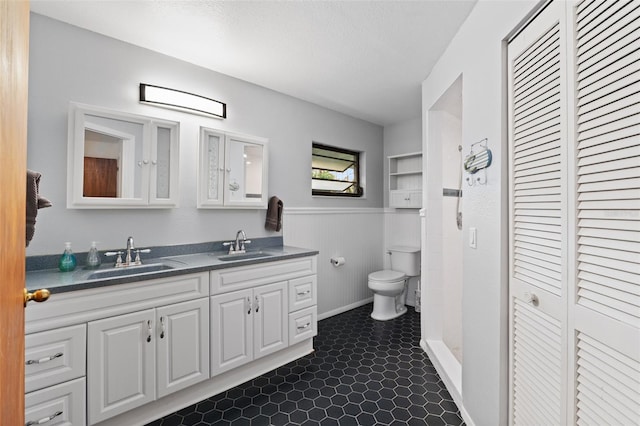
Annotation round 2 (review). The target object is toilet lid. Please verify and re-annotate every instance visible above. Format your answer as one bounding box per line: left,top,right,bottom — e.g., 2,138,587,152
369,270,405,281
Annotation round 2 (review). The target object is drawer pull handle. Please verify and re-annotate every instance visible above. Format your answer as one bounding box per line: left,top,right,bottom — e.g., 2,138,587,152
297,323,311,331
147,320,152,342
25,410,62,426
297,290,311,296
26,352,63,365
160,317,165,339
255,296,260,313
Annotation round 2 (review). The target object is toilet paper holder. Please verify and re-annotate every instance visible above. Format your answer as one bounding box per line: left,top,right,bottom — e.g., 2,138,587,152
330,257,346,267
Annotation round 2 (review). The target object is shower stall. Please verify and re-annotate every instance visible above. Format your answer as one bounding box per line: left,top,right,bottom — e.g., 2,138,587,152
422,76,464,398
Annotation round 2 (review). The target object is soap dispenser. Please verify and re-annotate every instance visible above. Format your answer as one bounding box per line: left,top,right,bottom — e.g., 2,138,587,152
58,242,77,272
86,241,101,269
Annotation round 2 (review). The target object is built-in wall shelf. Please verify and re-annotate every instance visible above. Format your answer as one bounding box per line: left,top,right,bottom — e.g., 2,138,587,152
388,152,422,209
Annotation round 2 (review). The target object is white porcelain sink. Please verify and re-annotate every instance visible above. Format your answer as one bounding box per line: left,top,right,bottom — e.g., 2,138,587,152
216,251,274,262
86,263,174,280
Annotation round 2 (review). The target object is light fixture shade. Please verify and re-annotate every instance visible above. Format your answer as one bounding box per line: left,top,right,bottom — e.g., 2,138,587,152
139,83,226,119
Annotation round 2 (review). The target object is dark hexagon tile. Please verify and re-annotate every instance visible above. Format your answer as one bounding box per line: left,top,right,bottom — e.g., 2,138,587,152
290,409,309,423
270,412,289,425
325,405,344,419
342,402,362,416
425,414,447,426
147,304,465,426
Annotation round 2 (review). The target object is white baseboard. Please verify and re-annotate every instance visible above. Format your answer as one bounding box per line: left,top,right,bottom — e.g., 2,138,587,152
318,297,373,321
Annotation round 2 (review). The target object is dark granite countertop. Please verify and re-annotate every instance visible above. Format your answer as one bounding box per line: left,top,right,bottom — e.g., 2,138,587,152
26,237,318,294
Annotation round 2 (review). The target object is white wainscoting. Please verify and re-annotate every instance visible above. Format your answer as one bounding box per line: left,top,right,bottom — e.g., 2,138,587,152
283,208,384,319
383,208,422,307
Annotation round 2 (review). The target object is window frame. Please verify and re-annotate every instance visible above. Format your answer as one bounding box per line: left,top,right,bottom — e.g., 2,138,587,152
311,142,363,198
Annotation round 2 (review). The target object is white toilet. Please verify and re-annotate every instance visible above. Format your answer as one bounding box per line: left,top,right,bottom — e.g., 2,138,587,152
368,246,420,321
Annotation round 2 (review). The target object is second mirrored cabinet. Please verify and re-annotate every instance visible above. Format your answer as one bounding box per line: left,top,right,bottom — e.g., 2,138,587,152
198,127,268,209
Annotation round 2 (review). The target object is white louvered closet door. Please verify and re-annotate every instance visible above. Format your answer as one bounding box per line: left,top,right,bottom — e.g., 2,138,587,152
570,0,640,424
509,0,640,425
508,2,569,424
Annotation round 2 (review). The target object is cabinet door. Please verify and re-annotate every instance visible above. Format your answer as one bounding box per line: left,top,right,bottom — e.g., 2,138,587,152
157,298,210,398
254,282,288,360
211,289,253,376
407,190,422,208
390,190,422,209
223,132,269,208
88,309,155,425
197,127,225,207
149,120,180,206
389,190,409,208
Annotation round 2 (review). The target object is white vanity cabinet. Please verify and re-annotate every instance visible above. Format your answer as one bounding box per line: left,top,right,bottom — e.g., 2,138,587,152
211,282,288,375
25,271,209,426
87,298,210,424
210,256,318,377
24,255,318,426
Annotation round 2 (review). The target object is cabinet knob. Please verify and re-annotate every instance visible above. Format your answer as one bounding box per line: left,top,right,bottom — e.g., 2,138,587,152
147,320,152,342
24,288,50,307
255,296,260,313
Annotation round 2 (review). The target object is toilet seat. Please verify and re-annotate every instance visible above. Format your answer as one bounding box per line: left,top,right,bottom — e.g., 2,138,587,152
368,270,405,282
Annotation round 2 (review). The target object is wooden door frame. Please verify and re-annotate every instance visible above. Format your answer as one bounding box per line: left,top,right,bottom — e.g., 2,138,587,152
0,0,29,423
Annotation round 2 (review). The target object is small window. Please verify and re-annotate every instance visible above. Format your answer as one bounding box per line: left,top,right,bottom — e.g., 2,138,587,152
312,143,363,197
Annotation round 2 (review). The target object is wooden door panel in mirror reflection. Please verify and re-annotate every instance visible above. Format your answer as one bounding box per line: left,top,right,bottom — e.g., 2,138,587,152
84,157,118,197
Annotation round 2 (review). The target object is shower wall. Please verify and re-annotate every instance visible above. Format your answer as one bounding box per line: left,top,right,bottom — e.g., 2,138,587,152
424,75,464,394
440,111,463,363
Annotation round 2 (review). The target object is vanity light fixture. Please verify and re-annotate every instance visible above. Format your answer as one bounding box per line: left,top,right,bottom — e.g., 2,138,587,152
139,83,226,119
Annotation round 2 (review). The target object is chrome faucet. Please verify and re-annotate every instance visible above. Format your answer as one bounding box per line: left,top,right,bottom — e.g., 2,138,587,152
235,230,246,253
104,236,151,267
126,236,135,265
224,230,252,254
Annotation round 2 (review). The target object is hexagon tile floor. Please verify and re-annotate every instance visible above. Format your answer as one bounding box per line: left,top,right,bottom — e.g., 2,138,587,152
146,304,465,426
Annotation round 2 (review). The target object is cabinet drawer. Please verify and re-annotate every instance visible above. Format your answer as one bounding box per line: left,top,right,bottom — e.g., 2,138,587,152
289,306,317,346
25,324,86,393
26,272,209,334
25,377,86,426
211,256,317,294
288,275,317,312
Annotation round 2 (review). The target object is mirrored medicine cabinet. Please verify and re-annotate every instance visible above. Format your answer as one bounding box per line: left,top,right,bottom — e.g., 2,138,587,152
67,103,179,208
198,127,269,209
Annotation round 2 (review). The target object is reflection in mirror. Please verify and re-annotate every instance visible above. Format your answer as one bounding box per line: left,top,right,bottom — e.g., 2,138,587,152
244,144,263,198
68,103,179,208
227,141,264,201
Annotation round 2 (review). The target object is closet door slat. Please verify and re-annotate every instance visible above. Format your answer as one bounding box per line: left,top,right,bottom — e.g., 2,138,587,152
575,332,640,425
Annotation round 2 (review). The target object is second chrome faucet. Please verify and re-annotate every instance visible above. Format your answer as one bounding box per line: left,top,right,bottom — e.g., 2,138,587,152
223,230,252,254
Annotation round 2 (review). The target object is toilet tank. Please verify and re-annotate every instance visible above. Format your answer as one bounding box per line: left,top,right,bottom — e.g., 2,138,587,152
388,246,421,276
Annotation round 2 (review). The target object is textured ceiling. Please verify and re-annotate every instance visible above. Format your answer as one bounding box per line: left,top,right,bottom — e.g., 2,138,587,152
30,0,476,126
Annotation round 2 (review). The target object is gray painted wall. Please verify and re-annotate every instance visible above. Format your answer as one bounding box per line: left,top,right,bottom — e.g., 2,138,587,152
27,14,383,255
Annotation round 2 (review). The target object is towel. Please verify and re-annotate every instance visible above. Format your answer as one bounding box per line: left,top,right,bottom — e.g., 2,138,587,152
265,196,283,232
26,170,52,247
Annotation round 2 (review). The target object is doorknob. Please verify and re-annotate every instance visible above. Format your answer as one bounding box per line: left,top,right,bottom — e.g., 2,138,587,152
24,288,50,307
